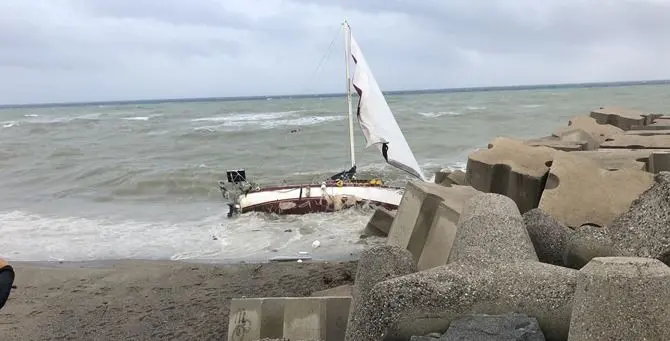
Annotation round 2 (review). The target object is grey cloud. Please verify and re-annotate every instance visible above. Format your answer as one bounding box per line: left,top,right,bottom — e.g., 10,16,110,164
70,0,252,29
0,0,669,104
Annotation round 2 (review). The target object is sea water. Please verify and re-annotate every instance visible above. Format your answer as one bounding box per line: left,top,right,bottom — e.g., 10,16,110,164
1,84,669,262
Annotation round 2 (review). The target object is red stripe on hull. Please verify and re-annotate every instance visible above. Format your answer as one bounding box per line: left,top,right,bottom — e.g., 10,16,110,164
241,197,397,215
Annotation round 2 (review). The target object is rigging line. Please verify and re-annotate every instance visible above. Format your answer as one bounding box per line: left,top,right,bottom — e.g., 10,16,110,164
293,24,343,172
298,24,343,95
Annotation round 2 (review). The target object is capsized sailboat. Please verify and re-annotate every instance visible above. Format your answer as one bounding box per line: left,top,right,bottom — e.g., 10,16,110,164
219,21,428,216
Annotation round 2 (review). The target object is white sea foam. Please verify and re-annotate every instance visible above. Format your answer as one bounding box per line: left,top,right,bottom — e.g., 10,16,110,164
440,161,467,172
417,111,461,118
258,115,344,128
193,114,343,132
192,110,302,123
0,208,379,262
2,121,16,128
21,112,104,125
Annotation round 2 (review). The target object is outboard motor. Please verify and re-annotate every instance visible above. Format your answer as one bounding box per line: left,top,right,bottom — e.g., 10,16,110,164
227,203,240,218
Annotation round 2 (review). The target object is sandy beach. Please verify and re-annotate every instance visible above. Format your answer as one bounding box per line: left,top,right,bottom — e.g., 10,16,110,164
0,259,357,341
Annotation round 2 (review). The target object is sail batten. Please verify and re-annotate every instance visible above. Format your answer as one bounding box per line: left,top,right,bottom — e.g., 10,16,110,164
349,33,427,182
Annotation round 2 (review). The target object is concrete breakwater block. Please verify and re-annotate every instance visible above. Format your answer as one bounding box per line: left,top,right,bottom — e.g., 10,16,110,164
448,193,538,264
568,148,670,173
589,106,657,131
523,135,588,151
228,296,351,341
551,128,599,150
553,115,623,145
624,128,670,135
350,260,577,341
522,208,573,267
600,133,670,149
632,119,670,130
568,257,670,341
465,137,555,214
434,169,451,185
609,171,670,265
440,313,546,341
345,193,575,341
569,149,653,171
364,206,395,237
563,224,621,270
434,169,466,187
386,181,479,262
416,200,464,270
344,245,416,341
228,298,286,341
538,151,654,229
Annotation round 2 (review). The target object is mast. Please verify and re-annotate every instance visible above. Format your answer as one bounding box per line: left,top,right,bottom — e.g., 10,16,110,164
343,20,356,168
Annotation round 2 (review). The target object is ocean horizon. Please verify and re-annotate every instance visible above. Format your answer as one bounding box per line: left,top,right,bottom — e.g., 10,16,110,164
2,78,669,109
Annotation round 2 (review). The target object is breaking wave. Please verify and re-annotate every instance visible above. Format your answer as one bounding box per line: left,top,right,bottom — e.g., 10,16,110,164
417,111,462,118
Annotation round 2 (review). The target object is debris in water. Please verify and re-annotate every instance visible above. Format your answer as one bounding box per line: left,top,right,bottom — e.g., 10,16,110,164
312,240,321,248
269,255,313,262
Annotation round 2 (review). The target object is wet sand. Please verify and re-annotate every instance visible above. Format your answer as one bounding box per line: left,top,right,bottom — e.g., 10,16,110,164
0,259,357,341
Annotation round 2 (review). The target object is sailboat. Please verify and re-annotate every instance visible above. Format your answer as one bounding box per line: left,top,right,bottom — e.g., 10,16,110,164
219,21,428,217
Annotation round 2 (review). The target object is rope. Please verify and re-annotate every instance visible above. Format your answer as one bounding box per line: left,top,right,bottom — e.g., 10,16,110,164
290,24,344,176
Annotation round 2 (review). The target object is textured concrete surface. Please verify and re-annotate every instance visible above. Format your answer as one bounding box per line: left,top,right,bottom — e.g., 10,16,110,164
283,297,350,341
600,133,670,149
441,313,546,341
624,128,670,135
344,245,417,341
364,206,395,237
553,115,623,145
417,186,481,270
448,193,538,264
569,149,650,171
562,225,622,270
387,181,479,262
523,135,587,151
447,170,466,186
589,106,656,131
353,260,577,341
609,172,670,265
435,169,467,187
387,181,453,259
522,208,572,266
553,128,599,150
465,137,556,214
538,151,654,228
229,298,286,341
568,257,670,341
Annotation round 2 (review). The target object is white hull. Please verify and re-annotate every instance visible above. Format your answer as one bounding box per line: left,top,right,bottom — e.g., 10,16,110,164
233,183,404,215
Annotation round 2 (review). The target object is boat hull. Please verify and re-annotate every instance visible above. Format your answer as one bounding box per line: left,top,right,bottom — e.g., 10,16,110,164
233,182,404,215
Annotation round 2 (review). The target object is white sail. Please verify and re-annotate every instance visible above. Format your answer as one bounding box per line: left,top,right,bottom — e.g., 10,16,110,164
349,33,427,182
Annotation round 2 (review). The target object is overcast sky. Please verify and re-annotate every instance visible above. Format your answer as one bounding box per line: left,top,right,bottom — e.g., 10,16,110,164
1,0,669,105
